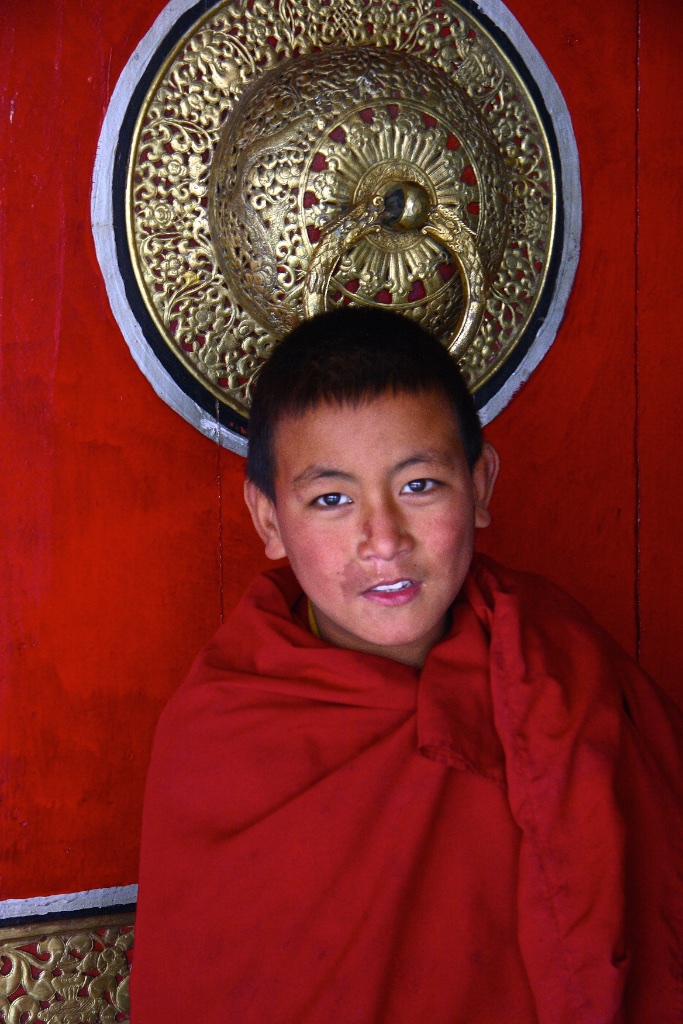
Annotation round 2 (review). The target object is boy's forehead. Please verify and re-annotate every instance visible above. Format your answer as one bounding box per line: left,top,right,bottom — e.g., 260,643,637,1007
272,389,464,466
277,387,457,425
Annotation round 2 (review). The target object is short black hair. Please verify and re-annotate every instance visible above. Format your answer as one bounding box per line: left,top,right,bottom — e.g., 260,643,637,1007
246,307,483,502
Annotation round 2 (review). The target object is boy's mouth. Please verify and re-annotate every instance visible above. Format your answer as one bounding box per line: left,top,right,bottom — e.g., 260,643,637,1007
362,579,422,605
368,580,413,593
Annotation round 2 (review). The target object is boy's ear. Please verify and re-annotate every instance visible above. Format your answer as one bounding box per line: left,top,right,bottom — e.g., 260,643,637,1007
243,480,287,560
472,442,500,529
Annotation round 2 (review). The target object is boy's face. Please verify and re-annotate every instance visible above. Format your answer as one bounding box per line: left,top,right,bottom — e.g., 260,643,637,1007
245,390,498,669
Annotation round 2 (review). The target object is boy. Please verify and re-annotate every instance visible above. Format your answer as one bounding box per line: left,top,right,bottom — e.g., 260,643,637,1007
132,308,682,1023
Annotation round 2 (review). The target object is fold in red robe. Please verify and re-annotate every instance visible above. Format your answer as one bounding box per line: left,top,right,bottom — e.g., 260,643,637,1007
132,556,683,1023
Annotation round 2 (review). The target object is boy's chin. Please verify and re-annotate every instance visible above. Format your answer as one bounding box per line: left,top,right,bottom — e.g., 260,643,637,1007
315,611,452,669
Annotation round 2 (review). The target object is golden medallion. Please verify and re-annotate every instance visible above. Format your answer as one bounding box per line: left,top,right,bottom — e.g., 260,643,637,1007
93,0,580,448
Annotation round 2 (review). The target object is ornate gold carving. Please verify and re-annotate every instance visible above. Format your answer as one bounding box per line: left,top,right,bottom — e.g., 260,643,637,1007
209,47,503,360
127,0,555,416
0,915,133,1024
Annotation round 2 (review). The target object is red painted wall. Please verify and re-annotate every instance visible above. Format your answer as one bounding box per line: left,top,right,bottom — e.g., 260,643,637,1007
1,0,681,901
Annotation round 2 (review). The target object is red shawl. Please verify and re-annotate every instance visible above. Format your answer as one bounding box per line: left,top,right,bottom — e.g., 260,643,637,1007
132,556,683,1023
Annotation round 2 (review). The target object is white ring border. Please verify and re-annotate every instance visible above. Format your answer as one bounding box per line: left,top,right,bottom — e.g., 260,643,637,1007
91,0,581,453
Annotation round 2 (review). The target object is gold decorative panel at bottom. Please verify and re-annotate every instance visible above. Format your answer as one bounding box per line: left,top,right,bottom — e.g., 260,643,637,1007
0,914,133,1024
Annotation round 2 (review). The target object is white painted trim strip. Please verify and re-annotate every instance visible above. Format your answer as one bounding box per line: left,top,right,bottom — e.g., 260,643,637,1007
0,885,138,922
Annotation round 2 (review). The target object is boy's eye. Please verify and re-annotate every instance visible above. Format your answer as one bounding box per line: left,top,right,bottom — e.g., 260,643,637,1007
312,492,351,507
401,478,437,494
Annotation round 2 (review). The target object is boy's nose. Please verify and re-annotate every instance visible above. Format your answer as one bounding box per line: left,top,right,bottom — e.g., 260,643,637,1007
357,499,414,561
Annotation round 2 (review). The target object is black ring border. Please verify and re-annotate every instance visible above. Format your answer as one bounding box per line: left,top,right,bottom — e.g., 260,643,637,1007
111,0,569,442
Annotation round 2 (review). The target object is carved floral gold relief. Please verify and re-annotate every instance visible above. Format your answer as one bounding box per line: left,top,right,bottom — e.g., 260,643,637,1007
126,0,555,420
0,917,133,1024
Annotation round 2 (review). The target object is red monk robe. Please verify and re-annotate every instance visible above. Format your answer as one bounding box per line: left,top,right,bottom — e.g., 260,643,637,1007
132,556,683,1023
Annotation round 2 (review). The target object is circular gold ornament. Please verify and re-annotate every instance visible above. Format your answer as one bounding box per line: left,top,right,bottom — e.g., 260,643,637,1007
94,0,581,452
209,46,508,359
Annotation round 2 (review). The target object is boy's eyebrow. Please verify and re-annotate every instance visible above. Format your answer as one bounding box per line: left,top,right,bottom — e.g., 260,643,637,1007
393,449,457,471
292,449,457,488
292,466,356,488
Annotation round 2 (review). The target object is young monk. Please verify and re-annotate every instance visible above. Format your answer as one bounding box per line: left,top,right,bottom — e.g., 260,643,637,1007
132,307,682,1023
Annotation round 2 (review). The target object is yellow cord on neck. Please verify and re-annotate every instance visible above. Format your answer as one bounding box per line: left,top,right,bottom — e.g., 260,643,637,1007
307,599,320,638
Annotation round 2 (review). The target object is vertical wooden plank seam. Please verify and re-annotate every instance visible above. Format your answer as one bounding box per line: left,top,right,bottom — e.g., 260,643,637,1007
634,0,642,662
216,399,226,623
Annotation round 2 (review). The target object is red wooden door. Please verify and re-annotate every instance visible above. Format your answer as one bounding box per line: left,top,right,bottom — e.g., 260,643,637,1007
0,0,680,902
